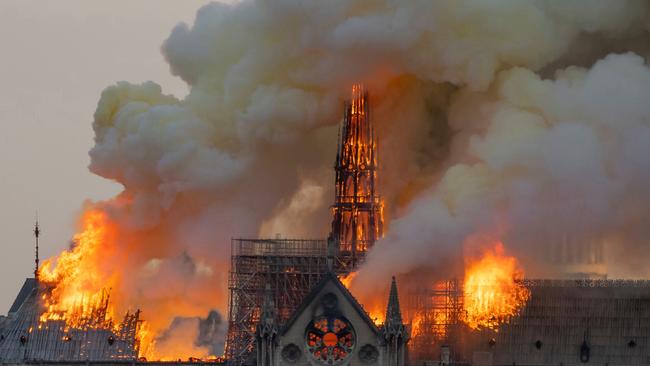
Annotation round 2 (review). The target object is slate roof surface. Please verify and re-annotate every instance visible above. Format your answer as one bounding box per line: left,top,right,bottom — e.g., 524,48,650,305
8,277,35,314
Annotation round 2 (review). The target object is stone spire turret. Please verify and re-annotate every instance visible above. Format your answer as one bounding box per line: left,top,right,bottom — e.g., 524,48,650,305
385,276,403,328
382,276,409,366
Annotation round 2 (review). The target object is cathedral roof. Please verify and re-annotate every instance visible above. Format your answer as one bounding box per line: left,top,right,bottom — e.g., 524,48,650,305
8,278,35,315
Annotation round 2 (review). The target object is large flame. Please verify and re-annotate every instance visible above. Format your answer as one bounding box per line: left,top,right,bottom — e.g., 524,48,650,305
39,209,120,325
37,209,154,355
462,242,530,331
37,208,225,361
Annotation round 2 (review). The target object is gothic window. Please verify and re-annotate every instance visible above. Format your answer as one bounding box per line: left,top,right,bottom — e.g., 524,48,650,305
305,315,355,365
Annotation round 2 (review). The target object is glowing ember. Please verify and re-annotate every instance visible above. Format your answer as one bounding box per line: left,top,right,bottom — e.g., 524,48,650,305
462,242,530,331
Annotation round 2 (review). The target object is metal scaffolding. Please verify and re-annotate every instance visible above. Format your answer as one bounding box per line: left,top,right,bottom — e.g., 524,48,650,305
224,239,333,365
407,279,464,362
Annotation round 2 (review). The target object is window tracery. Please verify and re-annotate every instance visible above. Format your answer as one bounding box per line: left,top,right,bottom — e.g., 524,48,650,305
305,315,355,365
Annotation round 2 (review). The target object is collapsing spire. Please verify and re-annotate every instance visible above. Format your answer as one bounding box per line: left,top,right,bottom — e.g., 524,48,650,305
330,83,384,271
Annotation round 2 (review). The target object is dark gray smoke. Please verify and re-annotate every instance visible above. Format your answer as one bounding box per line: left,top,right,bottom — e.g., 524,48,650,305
197,310,225,356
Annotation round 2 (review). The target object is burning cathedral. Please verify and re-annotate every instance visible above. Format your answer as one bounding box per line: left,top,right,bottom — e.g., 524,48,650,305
0,84,408,366
226,84,650,366
225,84,408,366
2,85,650,366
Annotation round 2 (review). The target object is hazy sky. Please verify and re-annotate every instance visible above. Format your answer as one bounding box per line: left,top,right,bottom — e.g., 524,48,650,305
0,1,213,313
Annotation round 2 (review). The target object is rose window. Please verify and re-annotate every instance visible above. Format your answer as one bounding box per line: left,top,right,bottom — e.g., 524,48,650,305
305,316,355,365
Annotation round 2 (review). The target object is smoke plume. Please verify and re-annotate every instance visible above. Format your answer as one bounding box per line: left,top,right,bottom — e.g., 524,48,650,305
154,310,225,359
43,0,650,356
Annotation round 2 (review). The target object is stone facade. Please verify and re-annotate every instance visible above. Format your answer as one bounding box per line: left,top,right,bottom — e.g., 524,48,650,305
256,272,408,366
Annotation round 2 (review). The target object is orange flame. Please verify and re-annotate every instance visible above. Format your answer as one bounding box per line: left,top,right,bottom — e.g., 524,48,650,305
339,272,384,325
367,307,385,326
409,281,456,341
39,210,119,325
462,242,529,331
339,272,357,288
38,209,153,353
36,207,223,361
411,313,425,336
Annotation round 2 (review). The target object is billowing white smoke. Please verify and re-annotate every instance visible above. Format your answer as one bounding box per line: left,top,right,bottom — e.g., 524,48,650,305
82,0,650,356
357,53,650,291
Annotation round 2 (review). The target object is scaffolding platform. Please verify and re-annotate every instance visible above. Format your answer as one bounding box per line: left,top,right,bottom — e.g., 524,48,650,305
225,238,332,365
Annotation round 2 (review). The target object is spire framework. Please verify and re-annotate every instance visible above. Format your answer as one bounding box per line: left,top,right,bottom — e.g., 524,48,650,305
331,84,384,270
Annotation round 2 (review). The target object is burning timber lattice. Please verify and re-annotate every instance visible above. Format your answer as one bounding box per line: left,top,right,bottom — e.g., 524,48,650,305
407,279,464,362
331,83,383,271
0,280,141,362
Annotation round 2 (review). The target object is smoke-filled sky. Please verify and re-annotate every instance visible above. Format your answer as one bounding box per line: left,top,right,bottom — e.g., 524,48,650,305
0,0,214,314
2,0,650,358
